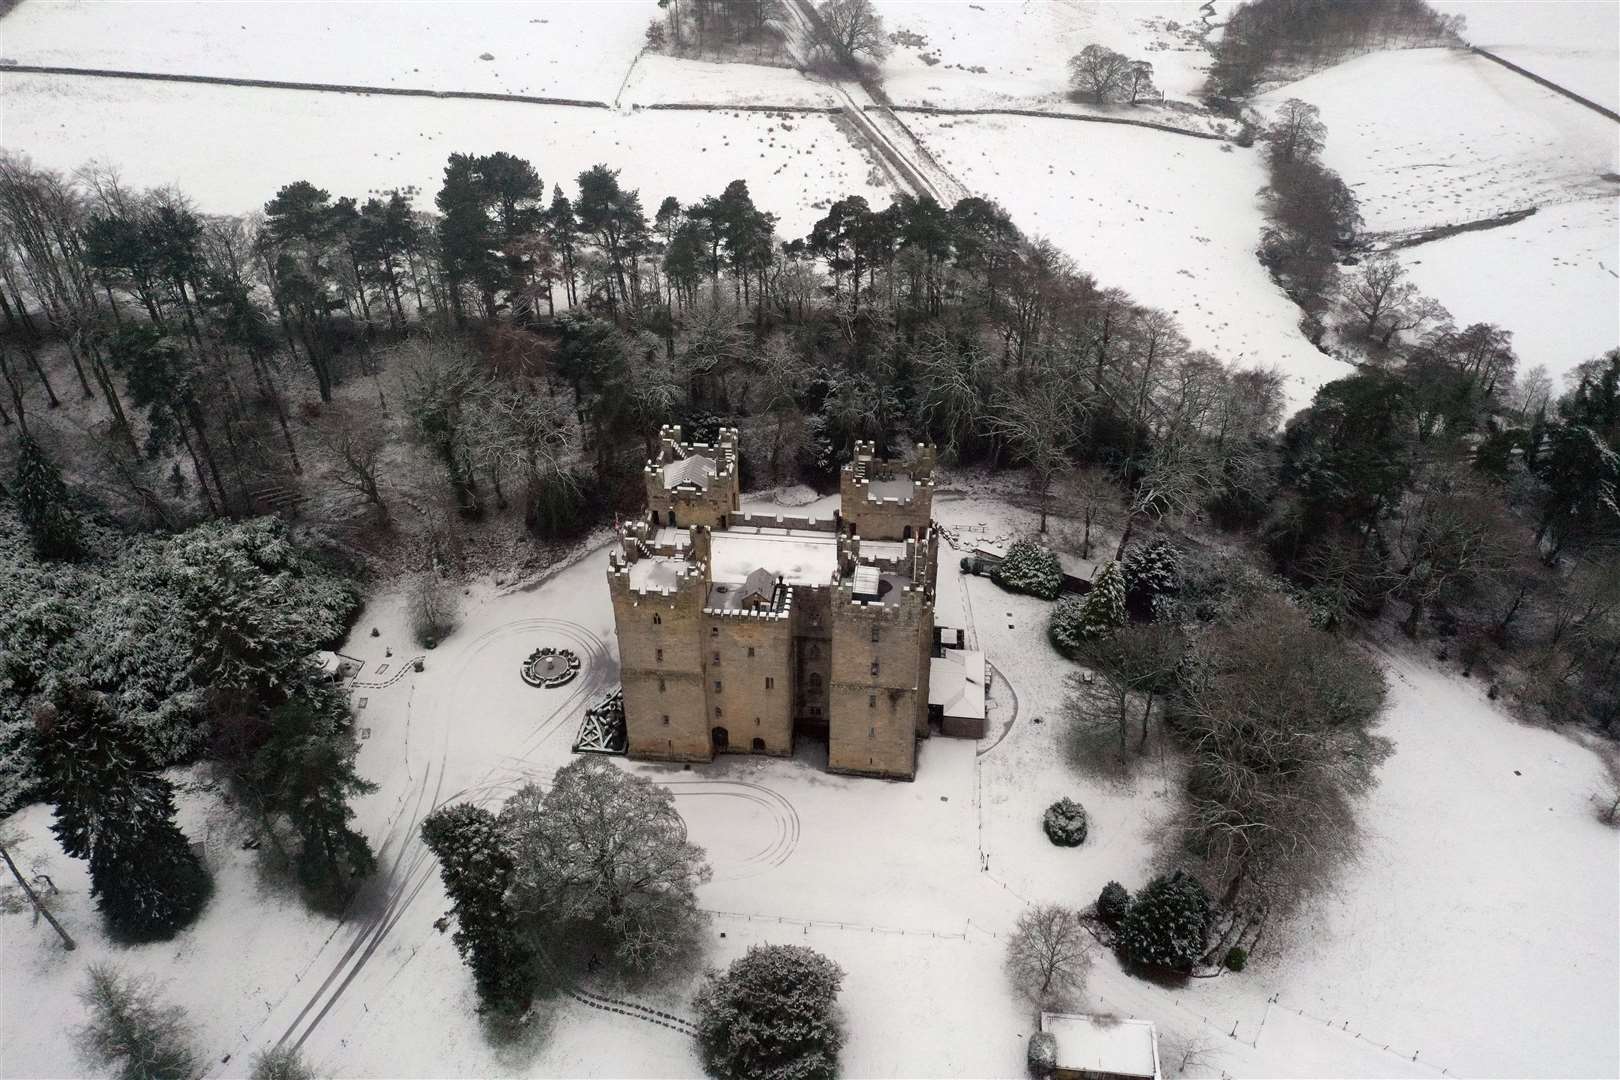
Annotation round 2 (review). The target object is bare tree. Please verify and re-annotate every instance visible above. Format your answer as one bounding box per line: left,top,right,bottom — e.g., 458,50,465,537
407,571,459,647
1115,441,1213,557
312,408,390,514
815,0,889,67
986,370,1085,533
1068,44,1131,105
1066,623,1185,761
1388,472,1521,636
0,825,75,950
1005,904,1093,1010
1263,98,1326,165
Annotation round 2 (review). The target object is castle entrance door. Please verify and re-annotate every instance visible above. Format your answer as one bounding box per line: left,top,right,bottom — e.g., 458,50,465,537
711,726,729,750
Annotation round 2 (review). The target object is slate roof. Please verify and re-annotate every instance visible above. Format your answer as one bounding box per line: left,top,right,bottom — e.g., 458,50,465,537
661,454,716,490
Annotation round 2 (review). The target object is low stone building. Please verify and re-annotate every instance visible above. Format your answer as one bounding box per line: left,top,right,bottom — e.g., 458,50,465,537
608,426,951,779
1037,1013,1162,1080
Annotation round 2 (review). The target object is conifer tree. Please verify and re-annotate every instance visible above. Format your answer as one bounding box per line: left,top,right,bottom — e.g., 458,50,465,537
75,964,199,1080
1048,559,1126,654
695,944,845,1080
13,432,84,560
421,803,536,1014
250,686,376,906
36,681,211,940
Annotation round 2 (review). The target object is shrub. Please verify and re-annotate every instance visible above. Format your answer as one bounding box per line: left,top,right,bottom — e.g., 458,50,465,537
1115,869,1211,973
75,965,198,1080
251,1046,317,1080
1096,881,1131,924
1042,798,1088,846
695,944,844,1080
1028,1030,1058,1076
1224,946,1248,972
1123,538,1183,620
990,539,1064,600
1048,560,1126,654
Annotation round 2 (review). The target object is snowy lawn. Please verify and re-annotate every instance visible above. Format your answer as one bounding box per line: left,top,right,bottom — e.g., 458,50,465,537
1256,49,1619,235
0,0,651,103
0,73,890,240
4,492,1617,1078
906,115,1352,412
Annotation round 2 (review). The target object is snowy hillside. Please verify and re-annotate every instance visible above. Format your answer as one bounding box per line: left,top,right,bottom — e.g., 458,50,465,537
1432,0,1620,113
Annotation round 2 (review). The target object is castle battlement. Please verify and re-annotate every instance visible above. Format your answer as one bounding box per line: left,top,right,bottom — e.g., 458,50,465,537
731,511,837,533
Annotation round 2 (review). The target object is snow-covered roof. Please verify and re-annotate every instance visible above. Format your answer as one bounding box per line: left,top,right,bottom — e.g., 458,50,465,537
661,454,716,490
1039,1013,1161,1079
865,476,915,502
929,649,986,720
311,650,343,676
709,528,837,587
628,556,687,593
740,567,777,604
851,565,881,600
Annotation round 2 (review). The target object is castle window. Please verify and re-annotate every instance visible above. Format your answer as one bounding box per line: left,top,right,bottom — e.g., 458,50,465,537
713,651,721,665
765,677,774,690
871,625,881,643
869,726,875,738
868,694,876,708
714,680,722,692
809,643,820,659
715,706,723,718
658,678,666,692
655,648,663,663
747,646,755,658
711,626,719,638
808,672,822,692
871,661,880,677
662,715,670,725
652,613,662,626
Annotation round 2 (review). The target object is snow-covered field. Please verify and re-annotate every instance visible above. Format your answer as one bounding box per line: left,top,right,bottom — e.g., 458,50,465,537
874,0,1221,108
0,72,886,240
0,0,650,102
6,489,1616,1079
907,114,1350,411
1257,48,1618,236
1432,0,1620,113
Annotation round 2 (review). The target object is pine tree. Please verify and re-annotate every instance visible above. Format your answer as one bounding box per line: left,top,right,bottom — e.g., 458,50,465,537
1115,869,1211,973
695,944,845,1080
13,432,84,561
251,687,376,907
75,964,199,1080
1123,537,1183,620
36,682,211,941
421,803,536,1015
989,538,1064,600
1048,559,1126,655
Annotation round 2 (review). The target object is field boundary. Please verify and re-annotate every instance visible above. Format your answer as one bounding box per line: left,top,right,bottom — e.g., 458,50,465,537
1471,48,1620,123
884,103,1230,141
639,101,839,114
0,63,611,108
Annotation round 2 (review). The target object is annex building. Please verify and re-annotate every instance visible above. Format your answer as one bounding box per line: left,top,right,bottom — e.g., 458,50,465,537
607,425,976,780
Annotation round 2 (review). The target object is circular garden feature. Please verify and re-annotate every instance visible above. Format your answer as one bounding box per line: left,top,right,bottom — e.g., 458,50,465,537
522,646,580,688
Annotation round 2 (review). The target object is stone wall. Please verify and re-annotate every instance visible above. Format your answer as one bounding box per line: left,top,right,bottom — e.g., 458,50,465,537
825,586,934,780
703,607,795,756
612,567,713,762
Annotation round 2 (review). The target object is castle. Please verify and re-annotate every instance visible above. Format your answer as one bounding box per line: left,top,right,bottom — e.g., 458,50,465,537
607,426,956,780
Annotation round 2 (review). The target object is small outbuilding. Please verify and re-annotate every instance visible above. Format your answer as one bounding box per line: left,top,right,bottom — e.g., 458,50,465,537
928,647,987,738
1038,1012,1162,1080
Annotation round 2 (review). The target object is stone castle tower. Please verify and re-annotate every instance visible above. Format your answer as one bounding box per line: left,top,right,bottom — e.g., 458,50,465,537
607,436,944,779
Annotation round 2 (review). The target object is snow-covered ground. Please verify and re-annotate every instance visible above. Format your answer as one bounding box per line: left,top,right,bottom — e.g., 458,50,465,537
1400,199,1620,392
0,0,651,103
9,491,1614,1079
1257,48,1618,236
1431,0,1620,114
874,0,1221,108
0,72,887,241
907,115,1351,411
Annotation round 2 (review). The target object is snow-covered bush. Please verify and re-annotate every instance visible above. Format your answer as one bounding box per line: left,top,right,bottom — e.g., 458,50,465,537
1027,1030,1058,1076
75,965,198,1080
1097,881,1131,924
990,539,1064,600
1047,560,1126,654
251,1046,317,1080
1042,797,1089,846
695,944,844,1080
1224,945,1249,972
1115,869,1212,974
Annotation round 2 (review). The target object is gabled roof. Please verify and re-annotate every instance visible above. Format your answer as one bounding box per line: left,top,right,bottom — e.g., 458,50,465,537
740,567,777,606
929,649,986,720
662,454,716,490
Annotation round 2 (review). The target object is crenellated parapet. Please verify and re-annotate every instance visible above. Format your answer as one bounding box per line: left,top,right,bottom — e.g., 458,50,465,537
839,441,936,541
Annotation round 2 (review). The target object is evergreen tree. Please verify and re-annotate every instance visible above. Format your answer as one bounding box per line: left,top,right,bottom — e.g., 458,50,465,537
694,944,845,1080
988,539,1064,600
1048,559,1126,654
251,686,376,907
1096,881,1131,924
12,432,84,560
1123,537,1183,621
75,964,199,1080
36,681,211,940
1115,869,1211,973
421,803,536,1014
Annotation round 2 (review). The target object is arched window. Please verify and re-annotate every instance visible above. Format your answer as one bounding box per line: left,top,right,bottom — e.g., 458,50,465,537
652,613,662,626
808,672,823,692
808,643,821,660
